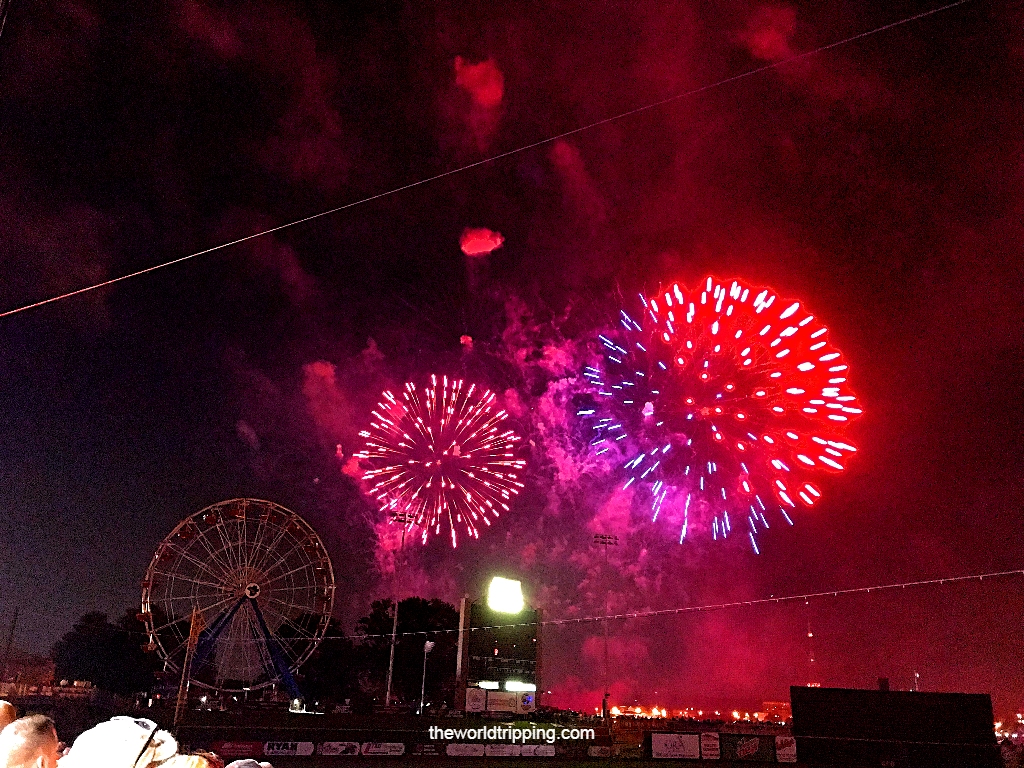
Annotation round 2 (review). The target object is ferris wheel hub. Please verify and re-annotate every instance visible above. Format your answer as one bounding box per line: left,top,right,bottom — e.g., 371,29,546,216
245,583,261,598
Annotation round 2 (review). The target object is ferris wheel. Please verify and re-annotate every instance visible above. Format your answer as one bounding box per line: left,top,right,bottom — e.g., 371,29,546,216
141,499,334,696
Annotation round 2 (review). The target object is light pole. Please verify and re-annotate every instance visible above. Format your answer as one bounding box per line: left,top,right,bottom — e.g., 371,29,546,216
419,640,435,715
593,534,618,720
385,510,416,710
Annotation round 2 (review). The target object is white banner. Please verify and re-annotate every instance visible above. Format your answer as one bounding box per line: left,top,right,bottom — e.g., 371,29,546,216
486,691,518,712
318,742,360,756
521,745,556,757
775,736,797,763
264,742,314,757
465,688,486,713
485,744,521,757
446,743,486,757
360,743,406,756
700,732,720,760
652,733,700,760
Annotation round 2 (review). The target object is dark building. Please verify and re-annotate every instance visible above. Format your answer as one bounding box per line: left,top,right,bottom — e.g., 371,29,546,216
791,686,1000,768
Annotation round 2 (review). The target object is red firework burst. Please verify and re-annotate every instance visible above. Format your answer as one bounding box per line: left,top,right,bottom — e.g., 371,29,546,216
582,276,861,552
355,375,526,547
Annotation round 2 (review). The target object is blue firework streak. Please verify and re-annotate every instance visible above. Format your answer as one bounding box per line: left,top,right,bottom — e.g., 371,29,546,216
581,277,861,553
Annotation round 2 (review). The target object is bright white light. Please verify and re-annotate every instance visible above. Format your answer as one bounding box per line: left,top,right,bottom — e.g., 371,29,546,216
505,681,537,692
487,576,525,613
478,681,500,690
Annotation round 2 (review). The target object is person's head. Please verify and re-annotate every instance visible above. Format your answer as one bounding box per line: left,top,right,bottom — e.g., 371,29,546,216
0,702,16,732
0,714,60,768
57,717,176,768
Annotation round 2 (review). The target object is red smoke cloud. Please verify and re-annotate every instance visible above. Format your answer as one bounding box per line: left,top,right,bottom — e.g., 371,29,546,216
460,227,505,256
454,56,504,108
452,56,505,151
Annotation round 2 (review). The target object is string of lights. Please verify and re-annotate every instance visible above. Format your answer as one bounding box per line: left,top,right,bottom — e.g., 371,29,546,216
325,566,1024,641
0,0,972,321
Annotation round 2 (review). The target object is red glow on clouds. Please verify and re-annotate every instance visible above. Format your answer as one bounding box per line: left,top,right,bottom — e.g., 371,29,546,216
460,227,505,257
454,56,504,108
738,5,797,62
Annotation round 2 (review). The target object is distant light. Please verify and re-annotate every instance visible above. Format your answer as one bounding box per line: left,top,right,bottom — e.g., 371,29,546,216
478,681,500,690
505,681,536,692
487,576,525,613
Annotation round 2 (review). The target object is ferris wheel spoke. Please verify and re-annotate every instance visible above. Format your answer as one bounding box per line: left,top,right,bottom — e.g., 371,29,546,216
150,594,238,634
246,512,272,572
257,601,316,639
167,546,233,584
251,524,294,575
151,571,233,592
211,520,241,574
261,561,315,588
187,529,236,580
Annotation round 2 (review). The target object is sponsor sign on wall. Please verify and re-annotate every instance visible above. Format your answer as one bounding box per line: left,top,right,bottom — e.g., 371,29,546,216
446,743,486,757
485,744,521,757
651,733,700,760
211,742,262,759
465,687,486,713
521,745,555,757
720,734,774,762
486,691,519,712
318,742,360,756
360,743,406,756
264,742,315,757
775,735,797,763
700,732,721,760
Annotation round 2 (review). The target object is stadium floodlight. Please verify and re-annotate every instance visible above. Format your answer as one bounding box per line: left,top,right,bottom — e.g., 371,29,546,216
487,576,524,614
505,681,536,692
478,681,500,690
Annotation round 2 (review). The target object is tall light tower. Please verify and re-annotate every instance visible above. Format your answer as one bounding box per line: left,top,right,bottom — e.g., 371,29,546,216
593,533,618,719
384,510,416,710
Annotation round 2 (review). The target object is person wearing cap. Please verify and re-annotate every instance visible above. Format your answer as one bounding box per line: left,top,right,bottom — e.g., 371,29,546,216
0,714,61,768
57,717,176,768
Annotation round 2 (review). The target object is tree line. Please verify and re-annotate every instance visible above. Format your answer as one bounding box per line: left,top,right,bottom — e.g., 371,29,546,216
50,597,459,710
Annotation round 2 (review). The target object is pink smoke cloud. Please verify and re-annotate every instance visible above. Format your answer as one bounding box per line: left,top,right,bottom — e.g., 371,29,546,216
454,56,504,108
451,56,505,151
460,227,505,257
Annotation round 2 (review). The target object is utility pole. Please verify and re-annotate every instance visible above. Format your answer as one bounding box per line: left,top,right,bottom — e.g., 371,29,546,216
384,510,416,710
1,607,19,681
593,534,618,720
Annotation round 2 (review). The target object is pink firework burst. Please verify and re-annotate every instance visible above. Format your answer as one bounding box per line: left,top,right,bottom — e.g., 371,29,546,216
581,276,862,553
355,375,526,547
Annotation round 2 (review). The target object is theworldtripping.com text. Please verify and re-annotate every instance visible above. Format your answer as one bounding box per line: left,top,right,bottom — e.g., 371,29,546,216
427,726,596,744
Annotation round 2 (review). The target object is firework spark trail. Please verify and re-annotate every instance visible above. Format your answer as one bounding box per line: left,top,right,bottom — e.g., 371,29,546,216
582,277,861,552
356,374,526,548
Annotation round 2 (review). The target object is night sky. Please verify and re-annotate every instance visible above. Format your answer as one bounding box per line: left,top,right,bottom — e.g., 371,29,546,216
1,0,1022,719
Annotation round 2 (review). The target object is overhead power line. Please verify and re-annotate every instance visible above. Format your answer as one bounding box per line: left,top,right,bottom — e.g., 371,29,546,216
328,565,1024,641
0,0,974,321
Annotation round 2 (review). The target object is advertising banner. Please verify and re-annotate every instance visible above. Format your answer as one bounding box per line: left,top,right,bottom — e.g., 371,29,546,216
700,732,721,760
264,742,315,757
318,742,360,756
521,745,556,757
651,733,700,759
211,742,262,759
486,691,518,712
446,743,486,757
465,687,486,713
485,744,521,756
360,743,406,756
775,735,797,763
720,734,774,762
410,744,442,756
